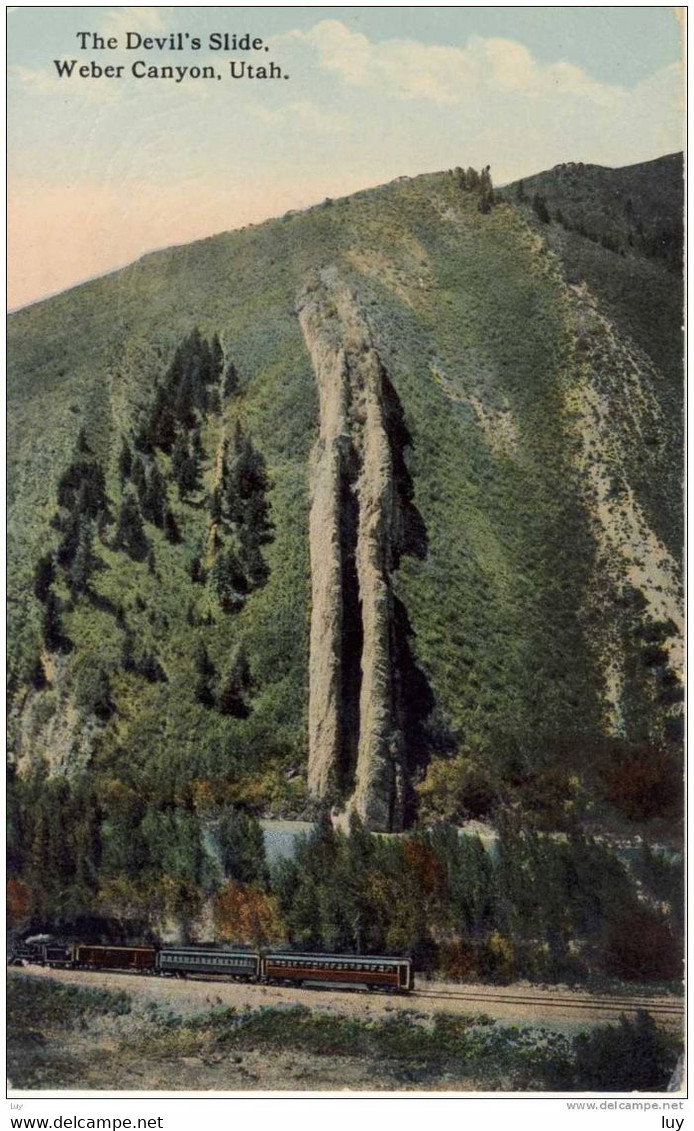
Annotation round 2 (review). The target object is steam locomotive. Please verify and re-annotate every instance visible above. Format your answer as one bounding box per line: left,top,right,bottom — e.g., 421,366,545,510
10,937,414,993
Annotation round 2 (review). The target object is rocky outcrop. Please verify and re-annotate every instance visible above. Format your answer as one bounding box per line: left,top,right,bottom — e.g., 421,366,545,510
298,268,429,830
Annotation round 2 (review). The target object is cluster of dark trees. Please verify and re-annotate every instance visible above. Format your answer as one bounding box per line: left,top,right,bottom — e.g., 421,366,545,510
274,816,682,984
208,422,273,613
116,328,228,560
32,428,166,702
139,329,223,457
454,165,495,213
34,431,110,657
7,765,269,937
192,638,254,718
7,755,682,985
32,328,271,686
517,181,683,268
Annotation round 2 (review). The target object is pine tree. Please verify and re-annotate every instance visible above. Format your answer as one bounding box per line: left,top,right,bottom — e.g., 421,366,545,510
164,509,181,544
218,645,253,718
172,430,199,497
142,462,167,527
224,359,239,398
118,437,133,485
57,458,107,518
115,492,149,561
33,553,55,603
149,387,178,453
211,333,224,380
43,590,67,652
532,194,550,224
30,657,48,689
193,640,216,707
56,508,81,567
209,486,223,525
217,807,269,887
212,547,248,612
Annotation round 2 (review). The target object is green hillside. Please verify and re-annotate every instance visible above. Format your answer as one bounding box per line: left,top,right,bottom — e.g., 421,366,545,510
502,153,684,558
7,160,684,944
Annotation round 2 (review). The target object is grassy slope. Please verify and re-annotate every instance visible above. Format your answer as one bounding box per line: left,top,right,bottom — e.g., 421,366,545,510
502,154,683,556
8,165,681,813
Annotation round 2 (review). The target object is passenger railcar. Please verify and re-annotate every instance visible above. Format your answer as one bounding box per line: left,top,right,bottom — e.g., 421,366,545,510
262,952,414,992
158,947,260,979
74,944,157,972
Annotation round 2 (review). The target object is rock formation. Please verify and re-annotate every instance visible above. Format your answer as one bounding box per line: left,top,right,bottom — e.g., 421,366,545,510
299,268,430,831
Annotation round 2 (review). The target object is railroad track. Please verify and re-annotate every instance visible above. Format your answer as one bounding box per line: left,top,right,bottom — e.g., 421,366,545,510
414,988,684,1018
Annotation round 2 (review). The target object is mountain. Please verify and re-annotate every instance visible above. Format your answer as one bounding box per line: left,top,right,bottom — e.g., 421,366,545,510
8,156,683,867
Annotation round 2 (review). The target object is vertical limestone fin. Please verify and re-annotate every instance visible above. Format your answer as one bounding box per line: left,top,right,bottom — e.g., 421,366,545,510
298,268,432,831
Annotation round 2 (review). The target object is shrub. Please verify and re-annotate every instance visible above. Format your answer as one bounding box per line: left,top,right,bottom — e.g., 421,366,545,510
573,1011,677,1091
480,930,515,984
604,906,682,982
603,743,682,821
416,753,498,822
438,937,479,981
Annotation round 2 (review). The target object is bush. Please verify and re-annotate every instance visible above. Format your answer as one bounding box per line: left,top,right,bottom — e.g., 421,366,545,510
74,661,114,720
438,937,479,981
416,753,498,822
604,906,682,982
603,742,682,821
480,931,515,984
573,1011,677,1091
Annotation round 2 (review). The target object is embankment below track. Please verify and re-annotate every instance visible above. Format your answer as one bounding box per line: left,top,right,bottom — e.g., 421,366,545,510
8,968,683,1093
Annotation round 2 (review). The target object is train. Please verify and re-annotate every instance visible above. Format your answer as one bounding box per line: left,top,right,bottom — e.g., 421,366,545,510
10,937,414,993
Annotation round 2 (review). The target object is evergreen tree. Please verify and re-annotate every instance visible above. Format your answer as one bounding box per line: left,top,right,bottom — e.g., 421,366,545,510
223,359,239,398
142,462,167,527
30,657,48,689
164,509,181,544
149,387,178,452
189,555,206,584
218,645,253,718
239,536,270,590
532,194,551,224
209,486,223,525
131,453,148,500
115,491,149,561
211,333,224,381
212,547,248,613
42,590,68,652
57,458,107,518
193,640,216,707
217,808,269,888
118,436,133,485
33,553,55,603
172,430,199,497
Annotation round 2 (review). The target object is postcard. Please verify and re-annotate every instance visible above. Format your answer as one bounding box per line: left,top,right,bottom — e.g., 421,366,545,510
7,4,685,1108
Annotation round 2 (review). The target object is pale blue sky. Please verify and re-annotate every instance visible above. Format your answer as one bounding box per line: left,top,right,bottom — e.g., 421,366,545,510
8,6,684,308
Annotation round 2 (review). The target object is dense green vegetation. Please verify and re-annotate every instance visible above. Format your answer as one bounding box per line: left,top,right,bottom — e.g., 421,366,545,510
7,158,683,962
8,767,683,986
273,817,682,984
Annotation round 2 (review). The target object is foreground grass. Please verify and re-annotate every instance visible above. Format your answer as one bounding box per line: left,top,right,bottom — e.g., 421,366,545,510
8,977,681,1093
